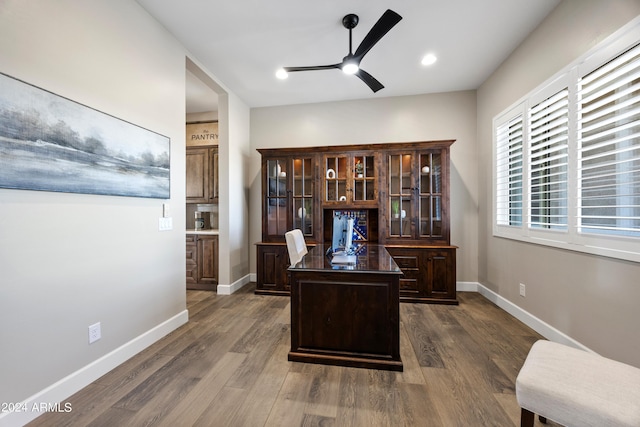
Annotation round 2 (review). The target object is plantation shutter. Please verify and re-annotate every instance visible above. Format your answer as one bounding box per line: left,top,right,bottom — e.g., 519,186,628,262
577,43,640,237
528,89,569,230
496,115,524,226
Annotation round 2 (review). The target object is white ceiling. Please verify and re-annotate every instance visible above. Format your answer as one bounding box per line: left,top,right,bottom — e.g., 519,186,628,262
138,0,560,110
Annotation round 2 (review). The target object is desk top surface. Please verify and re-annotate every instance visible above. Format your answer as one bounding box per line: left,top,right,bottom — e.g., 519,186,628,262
289,244,401,274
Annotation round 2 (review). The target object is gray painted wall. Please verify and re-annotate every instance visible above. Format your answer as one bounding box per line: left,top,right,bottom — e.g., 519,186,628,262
477,0,640,367
0,0,187,406
0,2,251,423
249,91,479,283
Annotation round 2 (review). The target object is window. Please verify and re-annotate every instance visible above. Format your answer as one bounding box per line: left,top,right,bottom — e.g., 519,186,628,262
494,20,640,262
496,112,524,227
577,44,640,238
528,89,569,231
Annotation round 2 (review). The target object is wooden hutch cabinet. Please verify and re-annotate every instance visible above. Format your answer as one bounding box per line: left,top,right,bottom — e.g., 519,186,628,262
256,141,457,304
323,152,377,205
256,151,319,295
378,142,457,304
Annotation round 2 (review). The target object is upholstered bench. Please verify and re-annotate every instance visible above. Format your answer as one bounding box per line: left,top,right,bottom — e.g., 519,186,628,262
516,340,640,427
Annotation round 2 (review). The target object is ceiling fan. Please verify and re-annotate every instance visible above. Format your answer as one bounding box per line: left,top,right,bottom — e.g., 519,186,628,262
278,9,403,93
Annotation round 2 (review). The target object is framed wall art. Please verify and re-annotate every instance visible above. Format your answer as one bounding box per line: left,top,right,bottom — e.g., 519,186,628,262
0,72,170,199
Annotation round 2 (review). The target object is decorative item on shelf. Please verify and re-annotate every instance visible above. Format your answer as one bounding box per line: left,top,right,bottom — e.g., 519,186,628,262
421,165,430,174
401,209,406,219
298,207,306,218
391,200,400,218
339,195,347,201
279,171,287,177
326,168,336,179
355,159,364,178
275,163,282,177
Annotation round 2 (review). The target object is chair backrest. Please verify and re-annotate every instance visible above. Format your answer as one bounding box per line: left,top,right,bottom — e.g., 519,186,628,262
285,229,308,267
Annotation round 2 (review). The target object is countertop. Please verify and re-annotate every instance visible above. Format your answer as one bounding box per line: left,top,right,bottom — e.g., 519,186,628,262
289,244,401,274
186,229,219,235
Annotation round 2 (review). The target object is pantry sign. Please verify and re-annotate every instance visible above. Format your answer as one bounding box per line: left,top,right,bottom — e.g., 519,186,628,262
186,121,218,146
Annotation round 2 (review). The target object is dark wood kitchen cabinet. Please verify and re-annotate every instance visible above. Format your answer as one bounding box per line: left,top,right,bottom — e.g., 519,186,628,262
186,234,218,291
186,146,218,204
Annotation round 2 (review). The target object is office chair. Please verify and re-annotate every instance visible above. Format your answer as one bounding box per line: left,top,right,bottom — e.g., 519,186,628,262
285,229,307,267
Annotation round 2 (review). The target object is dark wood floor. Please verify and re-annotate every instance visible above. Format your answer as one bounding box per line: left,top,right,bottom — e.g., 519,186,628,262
28,284,556,427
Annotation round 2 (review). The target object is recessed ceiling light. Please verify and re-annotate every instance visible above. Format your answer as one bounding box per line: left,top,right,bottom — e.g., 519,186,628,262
276,68,288,79
421,53,437,66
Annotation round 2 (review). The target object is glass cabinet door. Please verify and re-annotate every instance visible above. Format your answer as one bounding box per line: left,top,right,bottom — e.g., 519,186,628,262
325,155,348,202
266,158,288,237
292,157,314,237
388,153,414,238
419,152,443,238
352,154,376,202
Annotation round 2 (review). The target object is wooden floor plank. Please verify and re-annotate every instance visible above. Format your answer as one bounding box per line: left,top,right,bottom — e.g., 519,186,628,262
192,386,248,427
395,320,427,385
300,363,341,419
155,352,247,427
225,324,291,427
264,371,313,427
27,287,543,427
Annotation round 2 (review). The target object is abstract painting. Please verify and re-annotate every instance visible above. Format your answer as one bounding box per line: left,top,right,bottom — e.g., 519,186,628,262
0,72,170,199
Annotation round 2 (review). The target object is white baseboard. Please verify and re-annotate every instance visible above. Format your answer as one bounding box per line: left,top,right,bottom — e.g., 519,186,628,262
216,273,251,295
468,281,593,354
0,310,189,427
456,281,478,292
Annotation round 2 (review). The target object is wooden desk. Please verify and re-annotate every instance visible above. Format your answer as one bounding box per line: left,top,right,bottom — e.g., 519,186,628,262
288,244,403,371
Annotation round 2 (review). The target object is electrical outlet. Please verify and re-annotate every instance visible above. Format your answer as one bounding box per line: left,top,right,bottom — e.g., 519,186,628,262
89,322,101,344
519,283,526,297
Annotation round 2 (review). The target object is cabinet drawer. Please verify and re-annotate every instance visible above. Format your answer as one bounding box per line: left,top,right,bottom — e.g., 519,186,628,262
393,255,419,270
186,235,197,265
186,245,197,264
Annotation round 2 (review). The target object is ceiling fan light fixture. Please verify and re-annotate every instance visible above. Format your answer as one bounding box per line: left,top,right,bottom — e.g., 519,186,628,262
342,62,359,75
276,68,289,79
279,9,402,92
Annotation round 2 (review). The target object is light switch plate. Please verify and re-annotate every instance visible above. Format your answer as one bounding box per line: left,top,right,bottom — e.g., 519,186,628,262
159,217,173,231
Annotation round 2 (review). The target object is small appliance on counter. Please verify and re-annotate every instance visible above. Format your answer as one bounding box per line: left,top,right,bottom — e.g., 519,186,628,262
194,211,211,230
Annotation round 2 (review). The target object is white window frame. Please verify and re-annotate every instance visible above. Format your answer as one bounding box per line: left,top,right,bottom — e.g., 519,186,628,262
493,17,640,263
494,104,526,240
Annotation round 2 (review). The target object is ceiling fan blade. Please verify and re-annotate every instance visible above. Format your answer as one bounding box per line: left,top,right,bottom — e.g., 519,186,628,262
353,9,402,62
284,64,341,72
354,69,384,93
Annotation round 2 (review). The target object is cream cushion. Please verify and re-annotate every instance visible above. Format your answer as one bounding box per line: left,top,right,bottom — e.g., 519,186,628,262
516,340,640,427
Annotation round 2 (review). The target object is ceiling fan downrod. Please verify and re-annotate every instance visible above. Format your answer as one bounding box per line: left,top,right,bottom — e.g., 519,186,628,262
342,13,359,55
